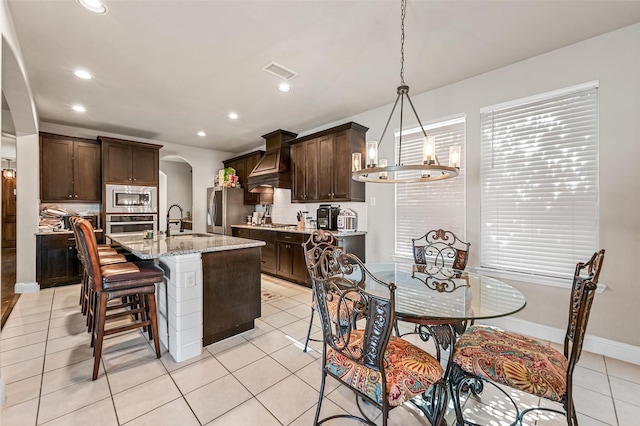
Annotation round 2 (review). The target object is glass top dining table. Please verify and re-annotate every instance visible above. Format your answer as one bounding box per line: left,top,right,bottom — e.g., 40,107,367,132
344,262,527,324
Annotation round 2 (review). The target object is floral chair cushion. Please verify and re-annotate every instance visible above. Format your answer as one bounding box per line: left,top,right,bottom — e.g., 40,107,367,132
325,330,443,406
452,325,569,402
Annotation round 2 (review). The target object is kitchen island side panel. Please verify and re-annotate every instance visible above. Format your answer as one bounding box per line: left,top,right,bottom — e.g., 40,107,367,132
202,246,262,346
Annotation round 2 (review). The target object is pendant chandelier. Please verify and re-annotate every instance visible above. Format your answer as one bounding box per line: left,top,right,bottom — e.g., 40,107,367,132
2,158,15,179
352,0,460,184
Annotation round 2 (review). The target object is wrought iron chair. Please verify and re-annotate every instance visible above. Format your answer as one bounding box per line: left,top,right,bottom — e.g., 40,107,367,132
450,249,605,426
302,230,361,352
396,229,471,361
412,229,470,269
312,248,447,426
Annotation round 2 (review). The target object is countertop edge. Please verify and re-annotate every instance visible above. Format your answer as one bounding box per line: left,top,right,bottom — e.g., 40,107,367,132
231,224,366,237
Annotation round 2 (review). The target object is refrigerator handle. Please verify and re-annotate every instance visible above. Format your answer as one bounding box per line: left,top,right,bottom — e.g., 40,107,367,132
211,191,218,227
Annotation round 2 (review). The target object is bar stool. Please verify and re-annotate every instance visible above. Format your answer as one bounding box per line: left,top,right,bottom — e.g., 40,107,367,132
75,218,164,380
69,216,128,322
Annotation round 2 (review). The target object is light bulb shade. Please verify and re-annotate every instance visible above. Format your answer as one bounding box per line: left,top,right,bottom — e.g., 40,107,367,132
366,141,378,168
422,136,436,165
449,145,461,168
378,159,388,179
3,169,14,179
352,152,362,172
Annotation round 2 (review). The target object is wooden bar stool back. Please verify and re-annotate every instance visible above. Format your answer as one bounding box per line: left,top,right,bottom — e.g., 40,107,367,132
75,218,164,380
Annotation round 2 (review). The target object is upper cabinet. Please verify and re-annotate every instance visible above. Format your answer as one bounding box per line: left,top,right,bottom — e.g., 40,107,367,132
290,122,367,203
40,133,101,202
99,136,161,186
223,150,264,205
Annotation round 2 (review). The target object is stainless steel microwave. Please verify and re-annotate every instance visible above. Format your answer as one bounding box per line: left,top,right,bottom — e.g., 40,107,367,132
105,184,158,214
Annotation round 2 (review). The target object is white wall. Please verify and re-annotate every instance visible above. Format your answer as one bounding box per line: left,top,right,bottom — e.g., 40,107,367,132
304,24,640,348
1,0,40,406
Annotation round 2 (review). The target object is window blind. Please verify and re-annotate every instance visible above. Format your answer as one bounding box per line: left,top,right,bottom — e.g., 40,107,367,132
395,117,466,257
480,87,598,279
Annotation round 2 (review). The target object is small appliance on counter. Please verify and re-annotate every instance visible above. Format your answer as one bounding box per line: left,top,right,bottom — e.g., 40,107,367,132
337,208,357,232
317,204,340,231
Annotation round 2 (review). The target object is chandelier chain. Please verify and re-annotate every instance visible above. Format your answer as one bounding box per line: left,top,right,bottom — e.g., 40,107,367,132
400,0,406,85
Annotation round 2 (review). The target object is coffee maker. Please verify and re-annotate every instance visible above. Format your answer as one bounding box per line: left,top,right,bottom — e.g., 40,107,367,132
316,204,340,231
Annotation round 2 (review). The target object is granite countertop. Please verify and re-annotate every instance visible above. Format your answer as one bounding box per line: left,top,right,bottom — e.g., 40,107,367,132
231,224,367,237
107,231,265,260
36,228,104,236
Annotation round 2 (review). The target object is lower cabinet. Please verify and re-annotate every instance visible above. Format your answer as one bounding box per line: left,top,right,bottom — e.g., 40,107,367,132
36,231,104,288
231,226,366,287
276,232,308,285
249,229,276,275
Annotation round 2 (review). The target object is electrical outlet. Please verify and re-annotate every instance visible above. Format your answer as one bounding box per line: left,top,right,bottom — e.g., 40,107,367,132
370,197,376,206
185,271,196,287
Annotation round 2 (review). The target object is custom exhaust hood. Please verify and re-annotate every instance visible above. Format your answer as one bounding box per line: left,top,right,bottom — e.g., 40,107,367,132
247,129,298,193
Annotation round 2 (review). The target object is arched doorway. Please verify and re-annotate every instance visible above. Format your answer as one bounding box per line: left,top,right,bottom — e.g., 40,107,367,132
159,156,193,234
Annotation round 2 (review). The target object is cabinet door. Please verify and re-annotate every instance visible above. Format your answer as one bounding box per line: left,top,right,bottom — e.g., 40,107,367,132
73,141,101,201
131,145,159,185
305,139,319,201
103,142,133,184
331,131,351,200
291,243,309,284
36,234,79,288
317,134,334,200
291,143,306,202
276,241,293,278
40,138,74,201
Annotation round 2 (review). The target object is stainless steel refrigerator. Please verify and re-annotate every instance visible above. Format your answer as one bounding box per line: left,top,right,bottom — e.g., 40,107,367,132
206,187,254,235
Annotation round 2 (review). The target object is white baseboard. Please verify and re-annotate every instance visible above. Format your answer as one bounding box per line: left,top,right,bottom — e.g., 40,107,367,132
0,378,5,408
483,317,640,365
14,282,40,293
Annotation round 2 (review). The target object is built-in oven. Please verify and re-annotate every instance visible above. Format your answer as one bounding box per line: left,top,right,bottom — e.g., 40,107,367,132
105,184,157,214
105,214,157,234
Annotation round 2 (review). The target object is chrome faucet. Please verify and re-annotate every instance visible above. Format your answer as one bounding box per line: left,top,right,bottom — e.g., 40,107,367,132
166,204,184,237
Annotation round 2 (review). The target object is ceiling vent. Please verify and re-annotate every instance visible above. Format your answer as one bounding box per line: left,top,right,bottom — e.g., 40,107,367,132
262,62,297,80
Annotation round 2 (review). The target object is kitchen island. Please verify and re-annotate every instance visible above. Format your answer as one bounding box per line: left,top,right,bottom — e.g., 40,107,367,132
107,232,265,362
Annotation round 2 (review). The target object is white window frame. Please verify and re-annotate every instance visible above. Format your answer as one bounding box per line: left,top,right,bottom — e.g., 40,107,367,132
478,82,600,289
394,115,466,260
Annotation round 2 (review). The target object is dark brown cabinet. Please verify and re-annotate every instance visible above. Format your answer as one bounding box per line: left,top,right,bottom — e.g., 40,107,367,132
40,133,101,202
276,232,308,284
249,229,276,275
100,136,160,186
36,231,104,288
202,247,262,345
223,150,264,205
290,122,367,203
291,139,318,202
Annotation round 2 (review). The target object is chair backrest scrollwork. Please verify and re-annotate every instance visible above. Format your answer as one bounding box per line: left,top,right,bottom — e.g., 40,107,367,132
313,249,396,372
412,229,470,270
302,230,339,280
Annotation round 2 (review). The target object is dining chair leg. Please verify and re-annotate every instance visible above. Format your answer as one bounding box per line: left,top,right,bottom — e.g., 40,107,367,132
313,370,327,426
92,292,108,380
303,306,316,352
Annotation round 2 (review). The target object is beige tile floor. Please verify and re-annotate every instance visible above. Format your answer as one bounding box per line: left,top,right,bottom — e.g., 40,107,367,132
1,274,640,425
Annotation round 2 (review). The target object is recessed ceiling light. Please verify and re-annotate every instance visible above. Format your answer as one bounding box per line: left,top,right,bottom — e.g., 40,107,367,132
72,105,86,112
278,83,291,92
73,69,93,80
228,113,238,120
77,0,107,14
197,131,206,137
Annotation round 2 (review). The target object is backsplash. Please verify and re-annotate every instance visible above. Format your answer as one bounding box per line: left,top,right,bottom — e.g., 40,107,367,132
265,188,367,231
